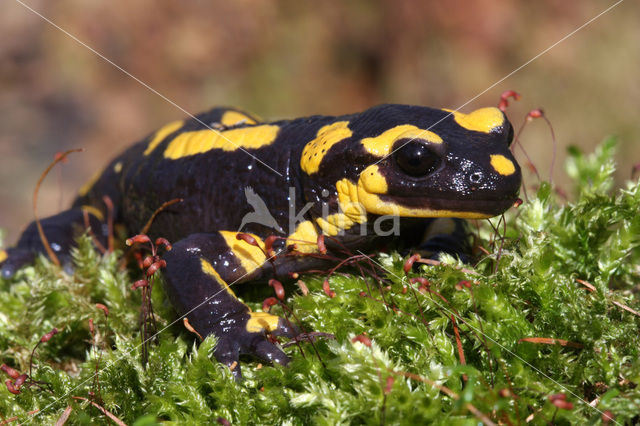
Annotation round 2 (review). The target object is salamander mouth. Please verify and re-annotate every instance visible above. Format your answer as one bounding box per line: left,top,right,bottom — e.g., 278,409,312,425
398,194,517,213
355,159,522,219
344,173,521,219
369,192,520,218
422,197,516,217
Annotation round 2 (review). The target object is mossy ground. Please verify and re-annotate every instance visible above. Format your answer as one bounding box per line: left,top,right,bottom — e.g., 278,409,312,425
1,139,639,424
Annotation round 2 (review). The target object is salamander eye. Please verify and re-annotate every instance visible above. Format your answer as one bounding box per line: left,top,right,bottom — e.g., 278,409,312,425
394,141,439,177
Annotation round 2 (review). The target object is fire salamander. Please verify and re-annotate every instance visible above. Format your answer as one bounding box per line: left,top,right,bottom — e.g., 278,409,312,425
1,104,521,376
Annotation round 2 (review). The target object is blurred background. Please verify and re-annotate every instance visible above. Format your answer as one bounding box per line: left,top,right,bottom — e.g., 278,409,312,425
1,0,638,243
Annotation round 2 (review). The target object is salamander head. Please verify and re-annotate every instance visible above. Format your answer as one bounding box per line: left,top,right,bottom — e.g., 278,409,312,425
301,104,521,221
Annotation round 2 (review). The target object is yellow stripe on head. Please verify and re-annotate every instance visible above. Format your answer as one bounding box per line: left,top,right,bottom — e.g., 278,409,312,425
164,125,279,159
444,107,505,133
361,125,442,157
220,110,257,126
218,231,267,274
300,121,352,175
144,120,184,156
0,249,7,263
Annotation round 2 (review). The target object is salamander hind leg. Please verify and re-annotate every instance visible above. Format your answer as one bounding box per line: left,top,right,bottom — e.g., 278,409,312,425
162,232,297,378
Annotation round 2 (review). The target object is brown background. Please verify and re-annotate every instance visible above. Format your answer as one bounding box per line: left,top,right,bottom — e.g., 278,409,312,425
1,0,638,243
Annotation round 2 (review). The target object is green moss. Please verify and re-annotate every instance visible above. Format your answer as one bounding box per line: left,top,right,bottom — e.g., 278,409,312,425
1,139,638,424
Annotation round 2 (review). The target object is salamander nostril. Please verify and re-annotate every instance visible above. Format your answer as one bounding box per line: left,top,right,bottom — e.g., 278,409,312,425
469,172,483,184
469,171,483,184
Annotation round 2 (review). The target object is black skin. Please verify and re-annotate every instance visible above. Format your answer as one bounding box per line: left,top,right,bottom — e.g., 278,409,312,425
1,104,521,377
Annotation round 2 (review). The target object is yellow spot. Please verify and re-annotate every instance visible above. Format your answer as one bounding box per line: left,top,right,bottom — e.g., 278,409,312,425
286,221,320,253
219,231,266,274
113,161,123,173
315,213,360,236
314,217,337,236
0,250,7,263
80,205,104,222
220,110,257,126
336,179,367,225
315,178,372,236
246,312,280,333
200,258,238,298
358,165,388,195
300,121,352,174
490,154,516,176
164,125,279,159
361,125,442,157
444,107,504,133
143,120,184,156
78,168,103,197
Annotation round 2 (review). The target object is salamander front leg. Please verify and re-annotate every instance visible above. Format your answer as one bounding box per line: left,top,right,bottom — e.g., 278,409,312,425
162,232,296,378
416,218,472,262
